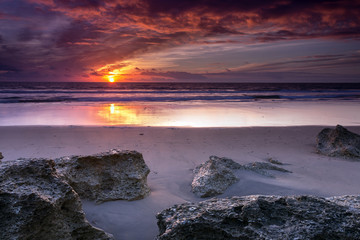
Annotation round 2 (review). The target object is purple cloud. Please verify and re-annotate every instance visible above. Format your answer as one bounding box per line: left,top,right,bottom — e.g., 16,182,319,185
0,0,359,81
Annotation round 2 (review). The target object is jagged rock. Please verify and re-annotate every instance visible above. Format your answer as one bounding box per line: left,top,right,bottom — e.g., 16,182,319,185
191,156,241,198
266,157,283,165
317,125,360,158
0,158,114,240
327,195,360,209
242,161,292,177
192,156,291,198
0,152,3,159
156,195,360,240
55,149,150,203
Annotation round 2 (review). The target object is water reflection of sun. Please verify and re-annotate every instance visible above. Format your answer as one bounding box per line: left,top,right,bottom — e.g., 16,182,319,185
97,104,144,125
110,103,115,114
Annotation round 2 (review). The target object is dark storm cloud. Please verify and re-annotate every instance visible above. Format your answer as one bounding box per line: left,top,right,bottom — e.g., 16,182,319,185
54,0,105,9
118,0,273,16
0,64,19,73
141,70,208,81
55,20,103,46
17,27,42,42
111,0,360,37
0,0,359,81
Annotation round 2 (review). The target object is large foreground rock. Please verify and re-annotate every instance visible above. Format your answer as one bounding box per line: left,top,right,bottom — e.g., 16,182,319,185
192,156,291,198
327,195,360,209
156,195,360,240
0,159,113,240
317,125,360,158
55,149,151,203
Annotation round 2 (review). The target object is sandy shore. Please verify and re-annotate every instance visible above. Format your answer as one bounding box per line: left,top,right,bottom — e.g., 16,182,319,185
1,126,360,239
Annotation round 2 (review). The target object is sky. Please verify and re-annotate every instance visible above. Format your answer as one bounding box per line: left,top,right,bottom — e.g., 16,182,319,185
0,0,359,82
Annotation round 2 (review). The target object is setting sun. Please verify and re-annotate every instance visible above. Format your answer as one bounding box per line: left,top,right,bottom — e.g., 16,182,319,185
108,75,115,83
1,0,360,239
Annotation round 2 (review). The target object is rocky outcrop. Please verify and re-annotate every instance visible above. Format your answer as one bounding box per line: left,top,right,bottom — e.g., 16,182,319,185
317,125,360,158
156,195,360,240
192,156,291,198
0,152,3,159
0,158,114,240
55,149,151,203
327,195,360,209
191,156,242,198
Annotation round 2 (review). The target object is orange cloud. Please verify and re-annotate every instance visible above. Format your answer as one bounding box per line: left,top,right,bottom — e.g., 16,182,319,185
1,0,359,82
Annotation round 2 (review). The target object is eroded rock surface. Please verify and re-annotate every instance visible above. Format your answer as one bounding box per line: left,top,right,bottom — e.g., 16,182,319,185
266,157,283,165
55,149,150,203
327,195,360,209
192,156,291,198
0,158,113,240
242,161,291,177
317,125,360,158
156,195,360,240
191,156,241,198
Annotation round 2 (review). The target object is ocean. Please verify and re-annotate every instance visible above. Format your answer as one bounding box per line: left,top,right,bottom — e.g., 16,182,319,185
1,82,360,103
1,82,360,127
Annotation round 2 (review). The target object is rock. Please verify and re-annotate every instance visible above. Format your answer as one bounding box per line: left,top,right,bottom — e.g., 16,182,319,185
0,158,114,240
192,156,291,198
55,149,150,203
156,195,360,240
266,157,283,165
191,156,241,198
327,195,360,209
317,125,360,158
0,152,3,159
242,161,292,177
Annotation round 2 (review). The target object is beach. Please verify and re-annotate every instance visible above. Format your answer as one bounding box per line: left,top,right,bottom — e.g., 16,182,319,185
1,125,360,239
2,0,360,237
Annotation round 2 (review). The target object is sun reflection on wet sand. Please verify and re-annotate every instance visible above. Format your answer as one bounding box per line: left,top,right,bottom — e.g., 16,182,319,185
1,101,360,127
93,101,360,127
96,103,257,127
110,104,115,114
97,104,146,125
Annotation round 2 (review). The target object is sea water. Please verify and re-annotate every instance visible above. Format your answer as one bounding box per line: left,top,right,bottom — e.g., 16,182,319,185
0,82,359,126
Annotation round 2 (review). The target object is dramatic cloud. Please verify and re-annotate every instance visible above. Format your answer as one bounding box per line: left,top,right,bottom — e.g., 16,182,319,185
0,0,359,82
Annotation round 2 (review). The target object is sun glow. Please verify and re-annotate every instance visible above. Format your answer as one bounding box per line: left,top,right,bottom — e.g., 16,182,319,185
96,61,137,82
108,75,115,82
